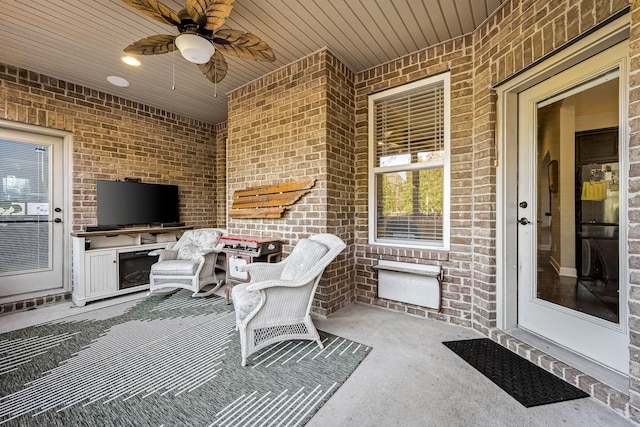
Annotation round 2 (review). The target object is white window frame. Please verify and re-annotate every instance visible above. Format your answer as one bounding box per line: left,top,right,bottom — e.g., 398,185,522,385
368,73,451,250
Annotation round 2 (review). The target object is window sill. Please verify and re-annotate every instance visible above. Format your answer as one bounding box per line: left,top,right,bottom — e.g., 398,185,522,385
369,240,449,252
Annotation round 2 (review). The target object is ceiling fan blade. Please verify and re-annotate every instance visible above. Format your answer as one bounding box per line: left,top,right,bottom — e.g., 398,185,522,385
198,50,228,83
124,34,177,55
213,29,276,62
186,0,235,31
122,0,181,26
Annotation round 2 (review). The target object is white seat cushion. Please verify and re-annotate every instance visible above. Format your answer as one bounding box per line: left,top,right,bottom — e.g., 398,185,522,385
231,283,262,322
151,259,199,276
280,239,328,280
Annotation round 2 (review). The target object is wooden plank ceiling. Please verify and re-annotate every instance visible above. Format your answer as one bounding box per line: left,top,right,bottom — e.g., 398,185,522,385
0,0,506,124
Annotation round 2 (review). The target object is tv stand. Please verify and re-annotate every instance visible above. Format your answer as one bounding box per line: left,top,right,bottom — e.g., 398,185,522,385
71,226,192,306
161,222,185,228
85,225,119,232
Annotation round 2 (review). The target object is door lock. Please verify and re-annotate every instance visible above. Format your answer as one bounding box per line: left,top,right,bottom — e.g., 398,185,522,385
518,217,531,225
519,201,528,208
53,218,62,223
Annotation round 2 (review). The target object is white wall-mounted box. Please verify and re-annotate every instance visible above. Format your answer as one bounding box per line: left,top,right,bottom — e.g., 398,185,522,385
374,260,443,310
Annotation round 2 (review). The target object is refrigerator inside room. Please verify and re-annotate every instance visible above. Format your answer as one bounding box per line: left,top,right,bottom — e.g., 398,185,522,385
578,162,619,278
575,128,619,314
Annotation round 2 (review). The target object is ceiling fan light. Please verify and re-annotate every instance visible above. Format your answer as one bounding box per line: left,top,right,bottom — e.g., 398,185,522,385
175,33,215,64
122,56,141,66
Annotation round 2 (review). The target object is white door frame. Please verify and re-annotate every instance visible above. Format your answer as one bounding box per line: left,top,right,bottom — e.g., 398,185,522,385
0,119,73,303
517,44,628,374
495,16,630,331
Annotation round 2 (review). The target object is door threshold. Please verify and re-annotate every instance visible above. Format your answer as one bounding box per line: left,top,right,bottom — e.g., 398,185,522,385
506,327,628,394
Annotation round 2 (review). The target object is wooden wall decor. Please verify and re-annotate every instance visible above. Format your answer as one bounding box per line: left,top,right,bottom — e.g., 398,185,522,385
229,178,316,219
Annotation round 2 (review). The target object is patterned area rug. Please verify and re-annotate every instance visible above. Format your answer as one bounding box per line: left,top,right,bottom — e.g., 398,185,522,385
0,291,370,426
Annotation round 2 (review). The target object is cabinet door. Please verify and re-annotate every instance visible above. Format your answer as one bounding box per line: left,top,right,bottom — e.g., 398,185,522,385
576,127,618,164
85,250,117,296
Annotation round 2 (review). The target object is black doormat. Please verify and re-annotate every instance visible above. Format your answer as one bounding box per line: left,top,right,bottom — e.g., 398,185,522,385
443,338,589,408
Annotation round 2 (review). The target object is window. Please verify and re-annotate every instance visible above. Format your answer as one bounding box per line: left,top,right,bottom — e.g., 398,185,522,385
368,73,450,249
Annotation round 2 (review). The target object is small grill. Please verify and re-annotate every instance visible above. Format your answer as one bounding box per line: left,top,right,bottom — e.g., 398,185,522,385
220,235,282,283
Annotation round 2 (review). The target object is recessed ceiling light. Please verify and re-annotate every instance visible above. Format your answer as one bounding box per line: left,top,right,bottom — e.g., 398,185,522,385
106,75,130,87
122,56,141,66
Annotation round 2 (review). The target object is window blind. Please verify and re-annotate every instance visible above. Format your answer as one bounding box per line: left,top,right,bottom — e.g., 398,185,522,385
374,80,445,163
0,140,50,274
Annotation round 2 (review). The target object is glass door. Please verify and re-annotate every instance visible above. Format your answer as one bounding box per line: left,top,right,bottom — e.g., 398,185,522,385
517,42,628,374
0,129,65,297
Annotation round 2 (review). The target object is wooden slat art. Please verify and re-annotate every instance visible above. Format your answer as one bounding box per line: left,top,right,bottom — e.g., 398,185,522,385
230,178,316,219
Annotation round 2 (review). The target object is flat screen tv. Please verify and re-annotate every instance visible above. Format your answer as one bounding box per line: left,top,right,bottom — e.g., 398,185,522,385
97,180,179,226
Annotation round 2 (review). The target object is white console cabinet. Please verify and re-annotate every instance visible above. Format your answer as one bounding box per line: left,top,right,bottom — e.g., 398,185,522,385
71,226,191,306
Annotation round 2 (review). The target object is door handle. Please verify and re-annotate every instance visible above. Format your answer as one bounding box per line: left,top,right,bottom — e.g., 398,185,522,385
518,217,531,225
53,218,62,223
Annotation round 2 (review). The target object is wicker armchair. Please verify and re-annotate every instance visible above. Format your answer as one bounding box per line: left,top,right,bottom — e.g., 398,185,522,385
231,233,346,366
148,228,227,297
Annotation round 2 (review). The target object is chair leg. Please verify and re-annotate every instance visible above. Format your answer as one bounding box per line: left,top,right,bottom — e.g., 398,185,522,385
147,287,178,296
192,281,224,298
316,338,324,349
239,327,249,366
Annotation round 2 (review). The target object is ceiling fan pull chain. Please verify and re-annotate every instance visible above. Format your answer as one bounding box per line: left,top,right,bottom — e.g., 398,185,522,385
172,49,176,90
214,62,217,98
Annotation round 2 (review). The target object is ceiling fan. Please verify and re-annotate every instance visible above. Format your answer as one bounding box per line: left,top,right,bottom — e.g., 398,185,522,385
122,0,276,84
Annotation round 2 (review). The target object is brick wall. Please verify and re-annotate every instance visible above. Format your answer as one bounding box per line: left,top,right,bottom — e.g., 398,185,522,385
213,122,228,228
0,63,223,311
227,50,356,316
353,0,630,329
224,0,633,361
323,52,356,313
350,0,632,419
473,1,633,417
627,0,640,421
0,64,221,231
472,0,630,332
353,36,475,325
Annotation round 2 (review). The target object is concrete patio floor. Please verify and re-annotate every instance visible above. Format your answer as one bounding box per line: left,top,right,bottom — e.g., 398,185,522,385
310,303,635,427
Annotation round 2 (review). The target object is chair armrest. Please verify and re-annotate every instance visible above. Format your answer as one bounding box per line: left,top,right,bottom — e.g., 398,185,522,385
148,241,177,256
249,248,341,290
240,258,287,273
193,249,223,269
196,248,222,257
241,262,285,281
247,276,315,291
164,242,177,250
149,249,178,262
